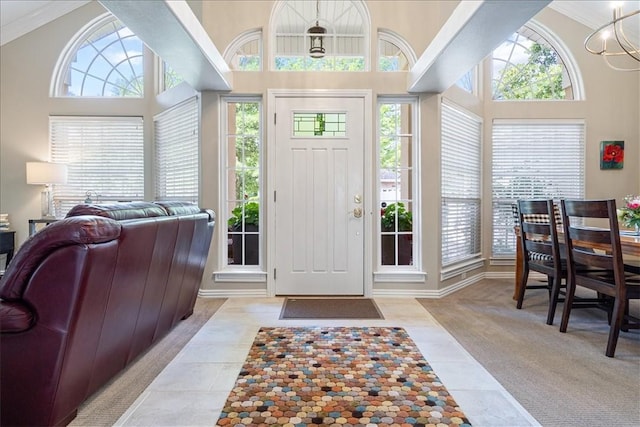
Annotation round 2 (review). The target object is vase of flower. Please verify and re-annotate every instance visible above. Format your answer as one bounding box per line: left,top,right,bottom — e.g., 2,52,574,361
617,195,640,235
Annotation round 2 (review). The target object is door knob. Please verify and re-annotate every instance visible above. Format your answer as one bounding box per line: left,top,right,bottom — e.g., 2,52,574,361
352,207,363,218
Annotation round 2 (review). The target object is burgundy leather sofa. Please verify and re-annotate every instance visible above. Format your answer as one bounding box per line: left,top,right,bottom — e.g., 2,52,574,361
0,201,215,426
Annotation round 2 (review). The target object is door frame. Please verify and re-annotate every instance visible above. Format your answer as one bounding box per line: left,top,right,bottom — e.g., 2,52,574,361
266,89,373,297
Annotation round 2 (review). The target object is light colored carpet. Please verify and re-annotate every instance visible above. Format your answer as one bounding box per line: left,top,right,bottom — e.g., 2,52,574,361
280,297,383,319
418,279,640,427
69,297,226,427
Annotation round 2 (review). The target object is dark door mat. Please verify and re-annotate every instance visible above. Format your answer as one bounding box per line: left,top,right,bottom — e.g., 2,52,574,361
280,298,384,319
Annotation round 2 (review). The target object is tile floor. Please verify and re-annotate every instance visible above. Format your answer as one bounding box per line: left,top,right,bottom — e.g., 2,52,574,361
115,298,541,427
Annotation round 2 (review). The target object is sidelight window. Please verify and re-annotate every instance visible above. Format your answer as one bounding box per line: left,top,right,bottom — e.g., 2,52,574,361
223,99,263,267
377,98,418,269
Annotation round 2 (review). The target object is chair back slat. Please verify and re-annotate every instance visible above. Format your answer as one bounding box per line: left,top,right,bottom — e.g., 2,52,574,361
518,199,561,268
525,240,553,257
573,250,613,270
560,199,626,290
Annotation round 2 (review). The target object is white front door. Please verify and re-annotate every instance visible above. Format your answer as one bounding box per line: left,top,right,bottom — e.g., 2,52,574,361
273,95,365,295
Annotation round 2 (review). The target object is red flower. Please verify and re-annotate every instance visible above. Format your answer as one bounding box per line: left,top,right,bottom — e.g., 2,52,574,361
603,144,624,163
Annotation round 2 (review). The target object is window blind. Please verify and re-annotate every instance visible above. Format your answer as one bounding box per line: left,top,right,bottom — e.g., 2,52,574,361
154,97,199,203
50,116,144,215
441,101,482,266
492,119,585,256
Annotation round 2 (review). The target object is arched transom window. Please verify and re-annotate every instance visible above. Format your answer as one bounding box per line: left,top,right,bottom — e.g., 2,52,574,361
492,25,575,100
272,0,369,71
52,14,144,97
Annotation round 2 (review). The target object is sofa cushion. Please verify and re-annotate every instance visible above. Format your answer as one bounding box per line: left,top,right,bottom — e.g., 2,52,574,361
154,201,202,216
67,201,167,220
0,216,121,301
154,201,216,222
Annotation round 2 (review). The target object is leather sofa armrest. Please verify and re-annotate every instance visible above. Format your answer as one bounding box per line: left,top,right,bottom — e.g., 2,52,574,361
0,216,121,301
0,300,35,333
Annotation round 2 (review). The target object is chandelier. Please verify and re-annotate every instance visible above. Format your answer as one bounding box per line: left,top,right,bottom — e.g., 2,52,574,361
584,3,640,71
307,0,326,58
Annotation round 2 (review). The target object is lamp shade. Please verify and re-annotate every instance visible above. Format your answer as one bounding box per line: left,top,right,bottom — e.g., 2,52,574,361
26,162,68,185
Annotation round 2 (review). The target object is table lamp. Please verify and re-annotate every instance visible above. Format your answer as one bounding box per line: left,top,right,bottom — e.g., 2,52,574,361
26,162,68,218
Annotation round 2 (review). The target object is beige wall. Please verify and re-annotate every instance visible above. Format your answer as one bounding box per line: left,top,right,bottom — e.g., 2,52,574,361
1,1,638,294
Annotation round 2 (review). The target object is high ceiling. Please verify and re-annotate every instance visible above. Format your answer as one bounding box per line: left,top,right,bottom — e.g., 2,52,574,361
1,1,639,47
1,0,638,92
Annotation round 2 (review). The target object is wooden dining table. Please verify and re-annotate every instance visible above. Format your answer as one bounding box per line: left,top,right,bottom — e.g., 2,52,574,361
513,227,640,300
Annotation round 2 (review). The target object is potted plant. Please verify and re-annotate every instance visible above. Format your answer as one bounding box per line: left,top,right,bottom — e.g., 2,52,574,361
380,202,413,265
228,201,259,265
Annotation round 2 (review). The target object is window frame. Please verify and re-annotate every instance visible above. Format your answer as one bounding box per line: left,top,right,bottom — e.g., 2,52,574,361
223,28,263,71
219,96,264,276
491,24,575,101
375,96,421,277
377,29,417,72
51,13,145,98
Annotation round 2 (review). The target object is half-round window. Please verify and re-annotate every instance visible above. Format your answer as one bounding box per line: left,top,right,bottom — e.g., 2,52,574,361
52,13,144,97
224,29,263,71
271,0,370,71
378,29,416,72
492,25,577,101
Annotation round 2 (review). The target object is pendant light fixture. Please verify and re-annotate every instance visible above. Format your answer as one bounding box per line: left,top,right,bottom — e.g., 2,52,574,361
308,0,326,59
584,3,639,72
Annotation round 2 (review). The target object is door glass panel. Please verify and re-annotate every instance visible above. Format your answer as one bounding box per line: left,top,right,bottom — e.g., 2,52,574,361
293,112,346,137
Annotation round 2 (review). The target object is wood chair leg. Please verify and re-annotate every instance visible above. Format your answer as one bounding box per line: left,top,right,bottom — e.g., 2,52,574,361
559,278,576,333
546,276,562,325
621,298,630,332
606,297,625,358
516,267,530,309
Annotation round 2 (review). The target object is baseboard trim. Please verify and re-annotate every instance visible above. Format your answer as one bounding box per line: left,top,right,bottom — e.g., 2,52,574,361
199,271,503,299
199,288,268,298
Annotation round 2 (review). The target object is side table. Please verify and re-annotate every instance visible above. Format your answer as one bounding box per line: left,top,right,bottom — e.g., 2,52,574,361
29,219,58,237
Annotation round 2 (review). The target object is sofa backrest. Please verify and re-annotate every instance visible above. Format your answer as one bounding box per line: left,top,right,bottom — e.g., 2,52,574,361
0,201,215,427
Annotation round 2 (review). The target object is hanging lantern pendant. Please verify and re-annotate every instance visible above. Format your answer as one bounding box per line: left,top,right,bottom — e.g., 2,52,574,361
308,22,326,58
308,0,326,59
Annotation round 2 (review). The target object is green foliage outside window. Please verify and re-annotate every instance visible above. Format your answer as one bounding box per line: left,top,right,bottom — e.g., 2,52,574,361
234,103,260,201
494,42,565,100
379,104,401,169
275,56,364,71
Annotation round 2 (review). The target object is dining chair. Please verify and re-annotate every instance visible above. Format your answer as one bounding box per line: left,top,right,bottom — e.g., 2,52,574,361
516,199,566,325
559,199,640,358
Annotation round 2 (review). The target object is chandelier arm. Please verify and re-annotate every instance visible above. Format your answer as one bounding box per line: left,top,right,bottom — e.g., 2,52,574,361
603,58,640,71
613,21,640,61
584,8,640,71
603,54,640,72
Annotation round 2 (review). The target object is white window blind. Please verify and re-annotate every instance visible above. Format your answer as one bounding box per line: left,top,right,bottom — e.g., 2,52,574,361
154,97,199,203
492,119,585,256
50,116,144,215
441,101,482,267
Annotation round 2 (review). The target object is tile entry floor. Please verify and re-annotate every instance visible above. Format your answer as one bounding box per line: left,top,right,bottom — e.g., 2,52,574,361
115,298,541,427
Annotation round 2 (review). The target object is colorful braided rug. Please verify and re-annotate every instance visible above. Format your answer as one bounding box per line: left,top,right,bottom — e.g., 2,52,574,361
216,326,471,427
